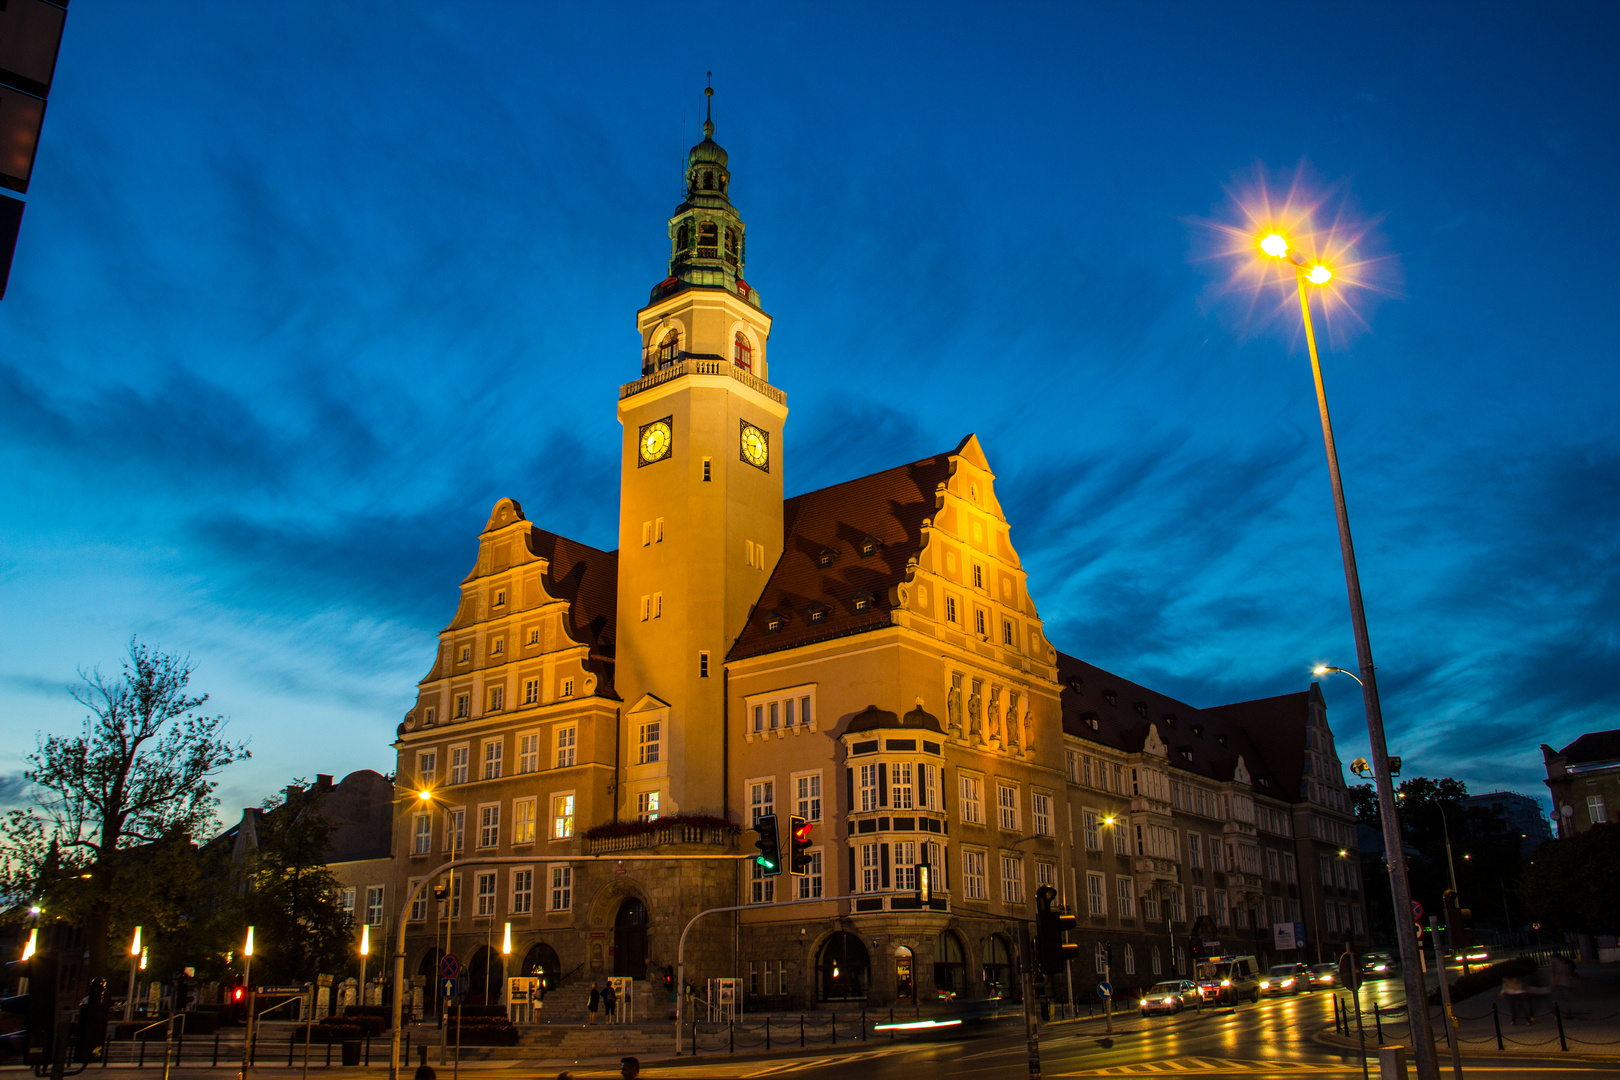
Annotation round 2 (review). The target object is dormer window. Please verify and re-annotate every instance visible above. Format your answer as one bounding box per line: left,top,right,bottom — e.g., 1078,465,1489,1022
859,535,879,557
733,332,753,373
1191,723,1204,737
816,548,836,568
1134,702,1148,718
765,610,787,634
808,604,827,624
1104,691,1118,706
1078,711,1100,731
1161,712,1175,727
657,330,680,368
852,591,874,614
1217,734,1229,747
1066,676,1083,694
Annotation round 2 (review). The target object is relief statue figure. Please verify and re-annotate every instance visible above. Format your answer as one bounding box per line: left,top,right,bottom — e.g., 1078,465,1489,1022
968,682,984,743
947,675,964,737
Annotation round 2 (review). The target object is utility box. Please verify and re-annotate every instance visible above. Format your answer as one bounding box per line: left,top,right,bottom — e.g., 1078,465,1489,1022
1377,1044,1407,1080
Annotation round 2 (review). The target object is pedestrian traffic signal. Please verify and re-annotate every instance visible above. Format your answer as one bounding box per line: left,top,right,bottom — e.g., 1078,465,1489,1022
752,814,781,877
1034,885,1079,976
788,816,813,877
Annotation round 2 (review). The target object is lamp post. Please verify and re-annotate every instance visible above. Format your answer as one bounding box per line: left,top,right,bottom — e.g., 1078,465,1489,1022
125,926,142,1022
359,924,370,1011
240,926,256,1080
1269,231,1439,1080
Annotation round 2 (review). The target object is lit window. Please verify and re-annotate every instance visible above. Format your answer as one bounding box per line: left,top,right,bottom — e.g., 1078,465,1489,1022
513,798,536,844
552,794,574,839
734,332,753,372
637,791,660,822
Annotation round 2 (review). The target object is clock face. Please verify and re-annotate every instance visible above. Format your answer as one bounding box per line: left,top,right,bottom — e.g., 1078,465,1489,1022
740,422,769,470
638,418,673,465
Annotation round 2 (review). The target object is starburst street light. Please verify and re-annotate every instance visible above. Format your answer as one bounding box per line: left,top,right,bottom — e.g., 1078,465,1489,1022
1256,222,1439,1080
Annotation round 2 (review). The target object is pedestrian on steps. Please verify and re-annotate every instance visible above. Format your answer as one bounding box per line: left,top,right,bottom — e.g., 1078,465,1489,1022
602,980,619,1024
586,982,600,1025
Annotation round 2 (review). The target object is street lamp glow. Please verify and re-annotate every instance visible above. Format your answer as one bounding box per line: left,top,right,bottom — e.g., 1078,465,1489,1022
418,789,432,801
1307,263,1333,284
130,926,142,957
360,924,369,957
502,922,512,956
244,926,254,958
22,928,37,961
1260,233,1289,258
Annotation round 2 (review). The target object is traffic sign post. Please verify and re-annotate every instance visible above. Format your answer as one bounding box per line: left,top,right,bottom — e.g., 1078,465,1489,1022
1096,981,1112,999
440,954,460,980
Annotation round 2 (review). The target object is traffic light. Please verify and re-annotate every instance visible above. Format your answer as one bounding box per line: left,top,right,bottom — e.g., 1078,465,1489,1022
752,814,781,876
788,816,812,877
1189,937,1204,963
1034,885,1079,976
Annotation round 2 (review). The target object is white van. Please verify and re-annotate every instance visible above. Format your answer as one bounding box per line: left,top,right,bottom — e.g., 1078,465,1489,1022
1194,954,1260,1005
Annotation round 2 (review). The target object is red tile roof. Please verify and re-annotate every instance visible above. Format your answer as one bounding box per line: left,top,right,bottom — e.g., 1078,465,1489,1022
527,527,620,699
1555,729,1620,766
728,448,954,661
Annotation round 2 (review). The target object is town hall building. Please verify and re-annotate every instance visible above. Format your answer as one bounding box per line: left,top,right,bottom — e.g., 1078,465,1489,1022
386,92,1369,1013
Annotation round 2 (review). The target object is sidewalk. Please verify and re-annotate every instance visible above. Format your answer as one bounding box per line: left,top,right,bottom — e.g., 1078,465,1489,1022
1318,960,1620,1059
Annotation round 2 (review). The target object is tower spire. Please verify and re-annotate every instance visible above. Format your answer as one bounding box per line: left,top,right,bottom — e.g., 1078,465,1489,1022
704,73,714,139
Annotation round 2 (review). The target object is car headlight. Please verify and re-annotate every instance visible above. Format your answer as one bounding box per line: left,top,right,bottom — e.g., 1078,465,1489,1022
1282,979,1294,987
1260,980,1270,988
1163,997,1175,1004
1139,999,1148,1007
1221,979,1231,986
1374,964,1387,972
1320,975,1333,983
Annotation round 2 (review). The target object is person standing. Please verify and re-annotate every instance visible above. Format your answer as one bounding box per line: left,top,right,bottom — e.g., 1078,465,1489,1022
586,983,600,1025
602,980,619,1025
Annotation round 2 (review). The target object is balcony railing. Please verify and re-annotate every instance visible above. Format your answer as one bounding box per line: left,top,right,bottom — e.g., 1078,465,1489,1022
621,356,786,404
583,822,736,855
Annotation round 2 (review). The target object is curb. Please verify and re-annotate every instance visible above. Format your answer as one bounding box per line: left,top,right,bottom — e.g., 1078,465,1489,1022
1313,1025,1620,1063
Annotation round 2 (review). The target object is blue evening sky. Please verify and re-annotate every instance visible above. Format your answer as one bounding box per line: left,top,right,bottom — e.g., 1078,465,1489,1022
3,3,1616,822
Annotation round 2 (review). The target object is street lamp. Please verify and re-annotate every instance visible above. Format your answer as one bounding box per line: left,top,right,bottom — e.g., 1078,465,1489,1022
241,926,257,1080
1267,233,1439,1080
359,923,370,1009
125,926,142,1021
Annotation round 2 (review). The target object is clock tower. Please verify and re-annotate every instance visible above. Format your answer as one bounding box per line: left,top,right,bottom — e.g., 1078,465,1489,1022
614,87,786,819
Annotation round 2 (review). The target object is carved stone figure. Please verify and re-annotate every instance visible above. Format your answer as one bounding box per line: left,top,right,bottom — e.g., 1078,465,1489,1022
968,679,984,743
988,687,1003,744
947,673,964,737
1006,692,1021,750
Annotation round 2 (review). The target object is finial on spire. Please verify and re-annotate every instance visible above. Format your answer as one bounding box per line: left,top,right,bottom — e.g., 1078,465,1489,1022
704,74,714,138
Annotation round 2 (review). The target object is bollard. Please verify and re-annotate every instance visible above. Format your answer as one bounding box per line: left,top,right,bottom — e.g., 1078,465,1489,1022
288,1033,295,1067
251,1028,258,1067
1493,1002,1503,1051
765,1016,771,1051
729,1020,734,1054
691,1016,699,1057
138,1037,146,1068
889,1008,895,1041
213,1034,220,1068
1555,1002,1567,1051
862,1009,867,1041
831,1011,837,1046
800,1014,805,1048
1374,1002,1383,1043
1376,1044,1408,1080
417,1042,426,1067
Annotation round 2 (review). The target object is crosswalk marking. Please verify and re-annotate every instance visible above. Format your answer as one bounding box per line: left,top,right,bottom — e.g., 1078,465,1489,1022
1056,1059,1354,1076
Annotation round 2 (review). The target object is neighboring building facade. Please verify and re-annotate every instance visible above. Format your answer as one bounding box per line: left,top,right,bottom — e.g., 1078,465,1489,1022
1462,789,1553,858
386,95,1369,1010
1543,732,1620,837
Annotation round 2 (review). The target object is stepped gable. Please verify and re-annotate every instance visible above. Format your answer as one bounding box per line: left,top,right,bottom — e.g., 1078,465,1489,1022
728,447,955,661
1203,688,1319,798
1056,650,1286,795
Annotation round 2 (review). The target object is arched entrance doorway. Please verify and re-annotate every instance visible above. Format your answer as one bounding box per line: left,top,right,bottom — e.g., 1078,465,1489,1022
816,932,869,1002
520,942,561,994
982,935,1014,1000
465,945,503,1006
613,898,649,978
895,946,915,1005
934,932,966,999
416,948,444,1017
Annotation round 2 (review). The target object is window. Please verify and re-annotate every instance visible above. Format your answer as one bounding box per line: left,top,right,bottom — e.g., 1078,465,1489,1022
455,693,470,719
552,794,574,839
997,783,1020,831
1123,945,1136,975
518,733,539,774
1000,855,1025,904
482,739,503,780
1284,852,1297,884
450,746,469,784
1267,849,1281,881
960,773,984,824
750,780,775,822
1036,861,1056,889
1270,897,1285,928
1083,811,1101,851
510,869,532,914
475,872,496,917
640,594,650,620
1003,620,1016,646
638,721,661,764
1114,820,1129,855
340,887,356,914
655,517,664,542
555,726,576,768
745,686,816,736
493,589,505,607
412,814,431,855
1188,833,1202,868
1207,841,1222,872
637,790,660,821
702,457,712,482
894,841,918,891
973,563,983,589
919,762,941,811
1215,890,1231,926
892,762,914,809
750,859,776,903
459,646,471,664
1086,871,1107,915
1170,887,1184,922
785,698,796,727
444,874,461,919
795,772,822,821
699,651,710,677
859,843,881,893
478,804,499,848
858,764,880,812
797,850,823,899
528,630,539,646
1589,795,1608,825
423,706,436,725
657,329,679,366
1095,942,1108,974
1116,876,1135,918
961,848,987,900
550,866,572,911
491,639,503,657
1143,892,1160,922
524,678,539,706
418,751,437,788
409,878,427,922
1320,855,1333,887
1032,792,1051,836
853,592,872,613
653,592,663,618
1152,946,1162,976
733,333,753,371
975,609,987,636
446,808,465,853
945,596,958,624
513,798,536,844
1193,886,1208,917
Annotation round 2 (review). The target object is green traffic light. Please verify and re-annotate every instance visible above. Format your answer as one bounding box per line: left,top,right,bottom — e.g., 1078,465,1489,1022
757,858,776,869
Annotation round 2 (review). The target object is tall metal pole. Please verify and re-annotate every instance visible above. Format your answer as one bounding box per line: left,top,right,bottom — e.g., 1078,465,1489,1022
1296,272,1440,1080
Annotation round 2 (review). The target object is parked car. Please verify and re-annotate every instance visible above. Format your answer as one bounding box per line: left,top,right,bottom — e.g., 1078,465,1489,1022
1139,980,1201,1015
1259,963,1308,996
1361,952,1401,978
1307,963,1340,989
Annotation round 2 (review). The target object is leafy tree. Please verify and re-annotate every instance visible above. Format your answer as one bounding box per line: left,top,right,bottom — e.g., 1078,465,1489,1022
216,783,354,985
1524,825,1620,934
0,639,249,986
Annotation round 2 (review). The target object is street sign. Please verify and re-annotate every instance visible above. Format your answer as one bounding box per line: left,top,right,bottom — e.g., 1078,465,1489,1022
440,978,457,1003
258,985,308,995
440,954,460,979
1097,981,1113,999
1532,923,1542,931
1412,901,1423,921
